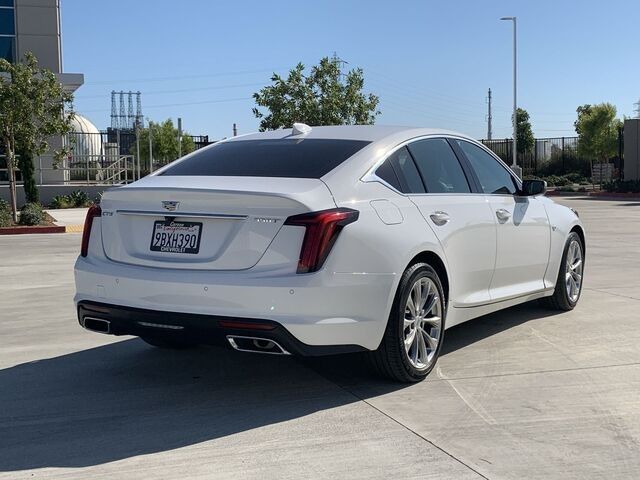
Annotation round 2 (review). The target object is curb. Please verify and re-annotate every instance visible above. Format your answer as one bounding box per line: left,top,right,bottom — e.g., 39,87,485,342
0,225,66,235
65,224,84,233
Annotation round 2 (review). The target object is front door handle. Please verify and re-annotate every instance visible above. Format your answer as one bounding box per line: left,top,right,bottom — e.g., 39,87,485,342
496,208,511,222
430,211,450,226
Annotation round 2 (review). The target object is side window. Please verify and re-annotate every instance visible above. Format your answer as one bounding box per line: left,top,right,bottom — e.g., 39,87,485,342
376,146,425,193
374,157,402,191
455,140,518,194
407,139,471,193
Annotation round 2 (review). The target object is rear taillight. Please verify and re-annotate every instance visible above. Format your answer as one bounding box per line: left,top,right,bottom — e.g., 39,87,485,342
81,204,102,257
284,208,359,273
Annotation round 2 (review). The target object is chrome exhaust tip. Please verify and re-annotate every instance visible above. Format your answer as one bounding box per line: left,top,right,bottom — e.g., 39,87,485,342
82,316,111,334
226,335,290,355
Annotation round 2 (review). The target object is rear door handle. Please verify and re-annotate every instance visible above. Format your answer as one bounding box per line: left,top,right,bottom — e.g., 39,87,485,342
496,209,511,222
430,211,450,226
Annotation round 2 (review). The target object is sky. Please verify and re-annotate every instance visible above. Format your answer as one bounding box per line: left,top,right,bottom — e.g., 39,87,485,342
61,0,640,141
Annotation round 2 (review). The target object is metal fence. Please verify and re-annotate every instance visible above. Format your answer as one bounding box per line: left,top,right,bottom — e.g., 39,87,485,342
1,129,214,187
481,130,624,180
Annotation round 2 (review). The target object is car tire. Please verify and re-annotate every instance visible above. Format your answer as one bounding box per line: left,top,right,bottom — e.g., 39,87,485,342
545,231,584,311
370,262,446,383
140,336,197,349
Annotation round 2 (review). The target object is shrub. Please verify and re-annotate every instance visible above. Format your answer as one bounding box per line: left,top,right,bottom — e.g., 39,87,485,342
602,180,640,193
555,185,576,192
50,195,73,209
19,202,44,226
49,190,93,209
0,198,12,227
69,190,91,207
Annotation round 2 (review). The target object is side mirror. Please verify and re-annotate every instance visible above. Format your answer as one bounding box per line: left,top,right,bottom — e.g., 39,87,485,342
521,179,547,196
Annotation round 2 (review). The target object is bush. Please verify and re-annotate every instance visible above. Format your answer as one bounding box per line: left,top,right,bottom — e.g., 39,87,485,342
602,180,640,193
19,202,44,226
0,198,12,227
50,195,73,209
555,185,576,192
49,190,93,209
69,190,91,207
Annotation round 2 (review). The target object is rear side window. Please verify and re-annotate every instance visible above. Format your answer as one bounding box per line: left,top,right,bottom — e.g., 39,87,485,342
407,139,471,193
161,139,371,178
376,146,425,193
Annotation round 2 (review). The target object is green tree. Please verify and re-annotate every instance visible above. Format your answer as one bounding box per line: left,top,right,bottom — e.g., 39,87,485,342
0,53,74,220
574,103,622,163
136,119,195,172
515,107,534,155
252,57,380,130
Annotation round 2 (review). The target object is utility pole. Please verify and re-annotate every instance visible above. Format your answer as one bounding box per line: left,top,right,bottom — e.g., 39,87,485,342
177,117,183,158
500,16,519,176
148,123,154,173
233,123,238,136
487,88,493,140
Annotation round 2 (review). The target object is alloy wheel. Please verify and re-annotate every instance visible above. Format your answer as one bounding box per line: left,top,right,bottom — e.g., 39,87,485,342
403,277,442,369
565,239,583,303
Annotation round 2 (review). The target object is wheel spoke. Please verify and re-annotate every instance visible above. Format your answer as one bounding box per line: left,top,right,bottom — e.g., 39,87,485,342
423,294,438,315
421,327,438,351
423,315,441,328
404,316,415,329
416,329,428,363
406,299,416,318
419,280,431,311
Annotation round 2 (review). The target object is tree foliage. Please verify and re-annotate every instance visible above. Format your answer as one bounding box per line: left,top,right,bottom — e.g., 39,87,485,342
0,52,74,220
515,107,534,155
136,119,195,171
252,57,380,131
574,103,622,162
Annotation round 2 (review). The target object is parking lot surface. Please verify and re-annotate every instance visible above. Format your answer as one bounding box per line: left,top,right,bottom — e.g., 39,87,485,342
1,198,639,479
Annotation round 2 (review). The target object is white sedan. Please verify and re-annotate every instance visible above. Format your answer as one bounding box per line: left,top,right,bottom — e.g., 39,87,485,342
75,124,585,382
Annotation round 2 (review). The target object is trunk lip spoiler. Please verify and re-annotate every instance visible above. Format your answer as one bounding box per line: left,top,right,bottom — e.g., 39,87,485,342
116,210,248,220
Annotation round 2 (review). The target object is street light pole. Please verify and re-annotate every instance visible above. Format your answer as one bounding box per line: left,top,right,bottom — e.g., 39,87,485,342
500,16,519,175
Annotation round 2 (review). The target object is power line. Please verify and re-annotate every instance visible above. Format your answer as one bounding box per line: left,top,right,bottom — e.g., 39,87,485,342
75,82,266,100
84,67,289,86
82,96,251,114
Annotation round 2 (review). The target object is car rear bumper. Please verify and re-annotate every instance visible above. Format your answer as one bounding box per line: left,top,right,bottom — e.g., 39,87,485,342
77,301,367,356
74,256,397,351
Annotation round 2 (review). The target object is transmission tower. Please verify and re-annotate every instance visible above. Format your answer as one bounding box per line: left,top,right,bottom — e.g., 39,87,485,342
110,91,118,129
634,98,640,119
127,91,134,128
136,92,143,128
486,88,493,140
118,91,126,129
110,90,144,130
331,51,348,82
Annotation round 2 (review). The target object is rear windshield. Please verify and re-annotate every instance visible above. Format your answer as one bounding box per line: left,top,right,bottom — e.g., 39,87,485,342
160,138,371,178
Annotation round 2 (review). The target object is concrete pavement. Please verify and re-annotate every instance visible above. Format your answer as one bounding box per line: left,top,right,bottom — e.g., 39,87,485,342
0,198,639,479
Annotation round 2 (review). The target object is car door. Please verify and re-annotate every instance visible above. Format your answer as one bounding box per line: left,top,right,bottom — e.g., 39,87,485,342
382,138,496,307
453,139,551,300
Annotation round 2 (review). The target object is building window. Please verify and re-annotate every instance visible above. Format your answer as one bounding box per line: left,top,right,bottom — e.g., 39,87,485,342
0,0,14,63
0,36,14,62
0,8,14,35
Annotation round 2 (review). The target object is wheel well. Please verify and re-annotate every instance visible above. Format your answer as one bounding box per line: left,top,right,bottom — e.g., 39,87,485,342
407,251,449,304
570,225,586,254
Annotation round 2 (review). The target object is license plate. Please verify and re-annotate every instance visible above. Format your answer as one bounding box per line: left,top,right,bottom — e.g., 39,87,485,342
150,220,202,254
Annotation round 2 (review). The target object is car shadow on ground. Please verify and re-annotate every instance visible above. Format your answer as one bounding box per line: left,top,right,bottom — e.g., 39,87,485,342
0,301,561,472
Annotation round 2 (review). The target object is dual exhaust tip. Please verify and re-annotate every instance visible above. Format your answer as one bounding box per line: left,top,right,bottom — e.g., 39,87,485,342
227,335,290,355
81,317,290,356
